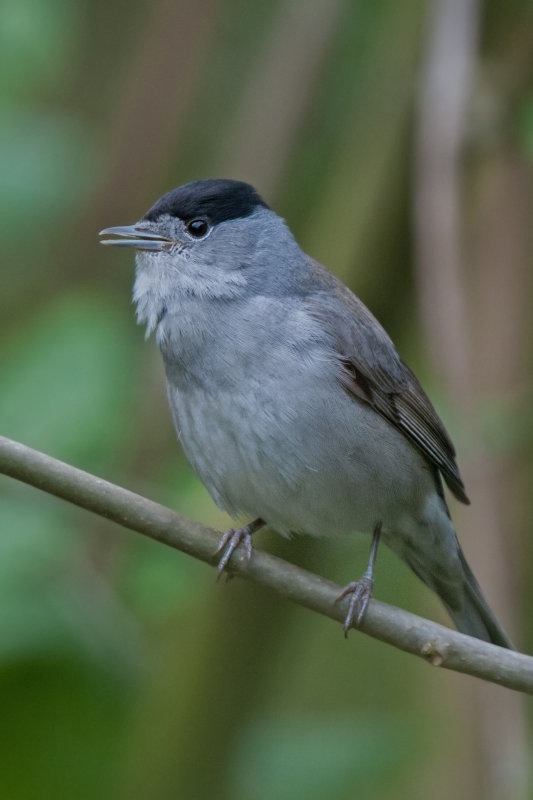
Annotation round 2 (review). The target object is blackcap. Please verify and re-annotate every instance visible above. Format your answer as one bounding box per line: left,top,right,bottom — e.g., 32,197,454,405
100,178,512,647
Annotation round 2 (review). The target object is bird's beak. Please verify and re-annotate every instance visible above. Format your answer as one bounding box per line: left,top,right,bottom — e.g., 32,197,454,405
99,225,175,251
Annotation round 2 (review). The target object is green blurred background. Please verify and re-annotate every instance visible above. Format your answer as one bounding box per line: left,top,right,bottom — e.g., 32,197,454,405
1,0,532,797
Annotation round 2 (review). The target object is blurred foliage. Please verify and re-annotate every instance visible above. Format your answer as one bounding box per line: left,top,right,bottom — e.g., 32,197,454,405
0,0,532,798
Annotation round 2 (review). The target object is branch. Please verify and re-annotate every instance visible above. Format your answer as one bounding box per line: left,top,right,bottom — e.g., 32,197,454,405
0,434,531,694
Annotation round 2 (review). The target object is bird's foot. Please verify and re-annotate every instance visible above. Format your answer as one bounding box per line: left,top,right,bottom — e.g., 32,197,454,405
216,525,254,579
335,575,373,637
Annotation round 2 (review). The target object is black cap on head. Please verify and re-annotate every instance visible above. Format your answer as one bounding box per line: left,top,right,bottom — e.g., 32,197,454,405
143,179,269,225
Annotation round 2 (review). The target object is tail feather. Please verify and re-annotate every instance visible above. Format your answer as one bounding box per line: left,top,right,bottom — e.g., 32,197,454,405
442,551,514,649
403,544,513,649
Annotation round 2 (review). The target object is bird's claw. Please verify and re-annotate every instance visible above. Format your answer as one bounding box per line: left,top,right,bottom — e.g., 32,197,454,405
335,575,373,637
216,526,254,579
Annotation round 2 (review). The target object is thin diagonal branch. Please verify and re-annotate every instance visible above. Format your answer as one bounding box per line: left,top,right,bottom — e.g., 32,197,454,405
0,434,532,694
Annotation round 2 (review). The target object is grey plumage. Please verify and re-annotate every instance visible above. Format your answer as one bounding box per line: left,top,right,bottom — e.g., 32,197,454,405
100,178,512,648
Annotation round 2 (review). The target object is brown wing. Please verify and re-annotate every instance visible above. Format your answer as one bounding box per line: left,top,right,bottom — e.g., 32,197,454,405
305,273,469,504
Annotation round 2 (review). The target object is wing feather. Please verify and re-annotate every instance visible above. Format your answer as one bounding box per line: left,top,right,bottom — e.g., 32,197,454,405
304,269,469,504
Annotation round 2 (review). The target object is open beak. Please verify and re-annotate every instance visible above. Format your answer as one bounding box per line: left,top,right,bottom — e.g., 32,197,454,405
99,225,175,251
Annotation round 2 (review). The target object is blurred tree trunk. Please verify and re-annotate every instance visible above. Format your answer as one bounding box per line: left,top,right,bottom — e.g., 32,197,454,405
414,0,531,796
222,0,345,195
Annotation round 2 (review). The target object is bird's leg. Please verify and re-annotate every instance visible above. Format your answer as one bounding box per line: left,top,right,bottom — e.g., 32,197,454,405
216,518,265,579
335,522,382,637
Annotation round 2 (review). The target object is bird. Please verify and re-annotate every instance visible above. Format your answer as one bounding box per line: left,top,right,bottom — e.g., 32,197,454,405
99,177,512,647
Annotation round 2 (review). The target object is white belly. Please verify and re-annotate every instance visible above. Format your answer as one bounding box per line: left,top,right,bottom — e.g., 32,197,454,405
165,365,437,542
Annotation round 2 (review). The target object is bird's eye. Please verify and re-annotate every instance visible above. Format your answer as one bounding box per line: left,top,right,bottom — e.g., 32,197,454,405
185,219,209,238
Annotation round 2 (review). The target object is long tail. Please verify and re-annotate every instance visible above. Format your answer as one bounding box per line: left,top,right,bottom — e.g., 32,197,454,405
403,544,513,649
441,550,514,649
